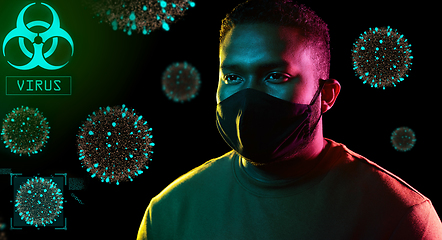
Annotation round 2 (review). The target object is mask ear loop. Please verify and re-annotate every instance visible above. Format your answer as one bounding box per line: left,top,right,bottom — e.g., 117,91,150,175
308,79,327,133
309,79,327,106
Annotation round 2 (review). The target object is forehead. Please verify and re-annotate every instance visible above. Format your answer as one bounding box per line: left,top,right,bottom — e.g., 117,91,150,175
220,23,306,66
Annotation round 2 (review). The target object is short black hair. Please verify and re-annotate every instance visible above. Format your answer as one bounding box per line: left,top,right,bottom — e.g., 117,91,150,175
220,0,330,81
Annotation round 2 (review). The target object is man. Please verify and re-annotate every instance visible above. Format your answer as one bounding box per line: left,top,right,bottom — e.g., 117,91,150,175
137,0,442,239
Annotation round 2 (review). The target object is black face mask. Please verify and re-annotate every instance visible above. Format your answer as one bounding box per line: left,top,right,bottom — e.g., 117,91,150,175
216,80,325,163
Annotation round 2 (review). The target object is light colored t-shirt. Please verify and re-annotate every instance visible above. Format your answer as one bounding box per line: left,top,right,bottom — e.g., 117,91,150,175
137,138,442,239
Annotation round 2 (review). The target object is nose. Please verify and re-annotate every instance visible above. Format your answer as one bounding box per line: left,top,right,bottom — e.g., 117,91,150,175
241,75,266,93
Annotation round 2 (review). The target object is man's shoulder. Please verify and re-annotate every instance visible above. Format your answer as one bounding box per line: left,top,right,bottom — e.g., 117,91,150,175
152,151,236,204
329,139,427,207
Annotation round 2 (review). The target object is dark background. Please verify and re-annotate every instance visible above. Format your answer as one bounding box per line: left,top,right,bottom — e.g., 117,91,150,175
0,0,437,239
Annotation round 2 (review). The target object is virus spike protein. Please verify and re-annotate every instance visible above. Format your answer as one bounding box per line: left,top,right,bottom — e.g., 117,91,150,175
15,177,64,227
2,106,50,156
77,104,154,185
161,61,201,103
390,126,416,152
88,0,196,35
351,26,413,90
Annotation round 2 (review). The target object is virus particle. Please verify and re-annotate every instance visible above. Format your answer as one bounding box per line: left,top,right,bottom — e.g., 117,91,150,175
162,61,201,103
86,0,196,35
1,106,50,156
351,26,413,89
14,177,64,227
390,126,416,152
77,104,154,185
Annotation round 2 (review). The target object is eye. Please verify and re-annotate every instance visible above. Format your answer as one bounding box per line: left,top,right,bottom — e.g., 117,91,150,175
222,74,243,85
265,73,290,83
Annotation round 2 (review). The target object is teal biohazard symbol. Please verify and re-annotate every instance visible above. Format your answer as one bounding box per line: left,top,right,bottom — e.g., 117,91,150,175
2,2,74,70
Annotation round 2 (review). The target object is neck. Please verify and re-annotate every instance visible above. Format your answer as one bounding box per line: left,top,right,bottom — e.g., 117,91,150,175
241,132,328,182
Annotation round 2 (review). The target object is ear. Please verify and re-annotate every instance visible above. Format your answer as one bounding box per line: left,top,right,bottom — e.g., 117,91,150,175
321,79,341,113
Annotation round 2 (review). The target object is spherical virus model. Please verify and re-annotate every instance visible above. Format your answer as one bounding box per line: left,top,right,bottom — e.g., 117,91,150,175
1,106,50,156
352,26,413,89
162,61,201,103
77,104,154,185
15,177,64,227
390,126,416,152
86,0,195,35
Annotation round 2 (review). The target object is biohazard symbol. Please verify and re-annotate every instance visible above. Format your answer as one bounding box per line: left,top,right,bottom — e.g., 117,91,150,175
2,2,74,70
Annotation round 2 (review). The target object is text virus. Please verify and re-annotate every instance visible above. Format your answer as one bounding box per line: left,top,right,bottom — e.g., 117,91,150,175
77,104,154,185
162,61,201,103
390,126,416,152
351,26,413,89
15,177,64,227
1,106,50,156
86,0,195,35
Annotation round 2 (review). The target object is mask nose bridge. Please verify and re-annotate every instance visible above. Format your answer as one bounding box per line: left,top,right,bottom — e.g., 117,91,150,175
237,88,253,111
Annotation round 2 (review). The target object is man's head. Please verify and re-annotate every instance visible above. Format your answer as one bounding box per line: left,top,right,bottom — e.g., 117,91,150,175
217,0,340,166
218,0,332,104
219,0,330,94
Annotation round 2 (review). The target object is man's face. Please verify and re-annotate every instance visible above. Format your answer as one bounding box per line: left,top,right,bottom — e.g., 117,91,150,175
217,23,324,165
217,23,318,104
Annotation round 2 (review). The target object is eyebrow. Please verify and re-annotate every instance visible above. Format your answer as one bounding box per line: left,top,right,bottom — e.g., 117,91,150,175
220,61,289,72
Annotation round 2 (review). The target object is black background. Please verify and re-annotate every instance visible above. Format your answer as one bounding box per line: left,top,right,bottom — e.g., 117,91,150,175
0,0,438,239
